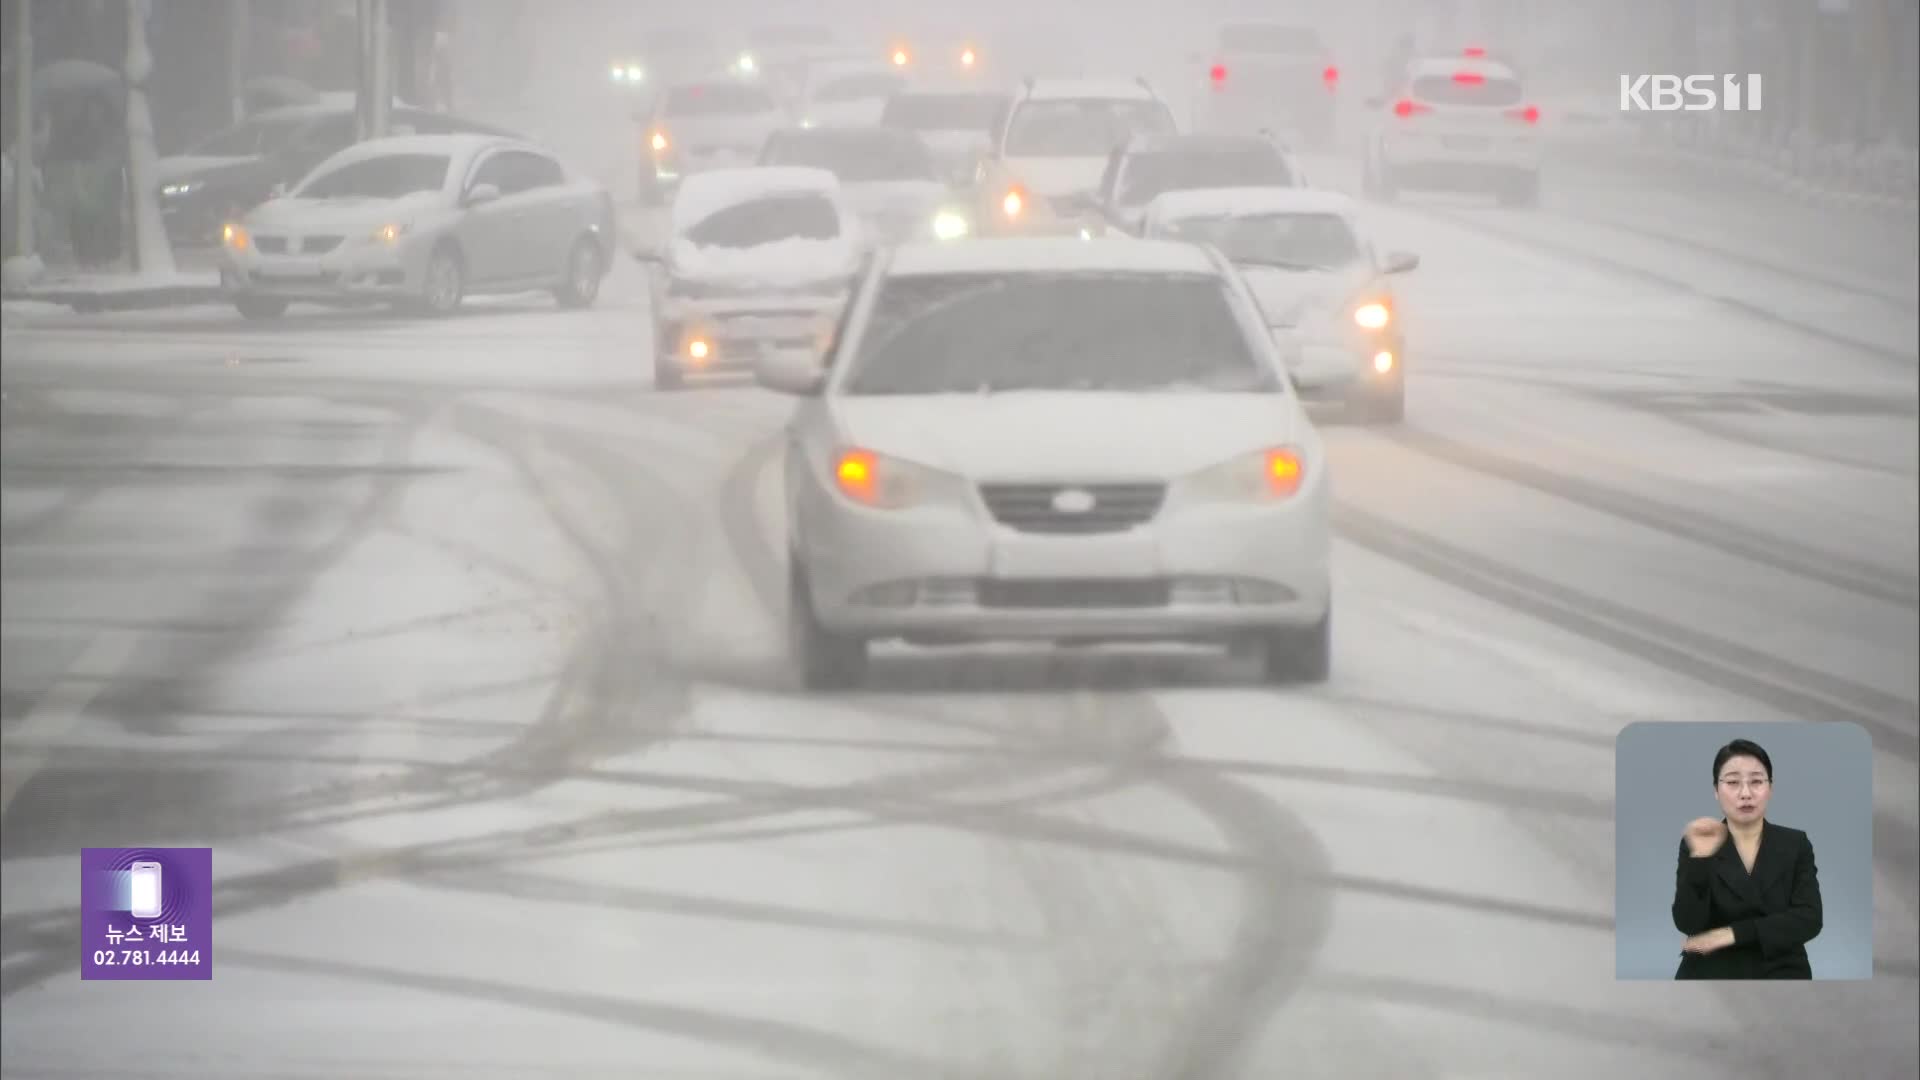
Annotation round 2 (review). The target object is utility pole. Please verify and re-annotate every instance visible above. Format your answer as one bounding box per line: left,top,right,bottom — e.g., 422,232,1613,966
227,0,247,125
355,0,391,140
124,0,175,275
8,0,35,263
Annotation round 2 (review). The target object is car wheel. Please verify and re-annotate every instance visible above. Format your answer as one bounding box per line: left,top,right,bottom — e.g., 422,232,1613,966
234,295,288,321
417,245,465,316
788,559,867,690
554,237,603,308
1497,171,1540,208
1259,607,1331,685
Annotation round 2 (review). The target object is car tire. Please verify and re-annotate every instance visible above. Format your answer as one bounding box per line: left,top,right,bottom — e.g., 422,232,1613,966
1259,607,1331,685
554,237,603,309
416,245,465,316
1497,171,1540,208
788,559,867,690
234,295,288,321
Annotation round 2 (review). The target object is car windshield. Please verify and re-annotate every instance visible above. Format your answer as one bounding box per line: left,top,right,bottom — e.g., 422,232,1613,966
1117,149,1294,207
761,133,937,183
842,273,1276,395
1412,73,1525,107
295,153,450,199
1003,99,1176,157
664,84,778,116
1157,212,1363,270
813,73,906,103
681,192,842,249
881,93,1005,132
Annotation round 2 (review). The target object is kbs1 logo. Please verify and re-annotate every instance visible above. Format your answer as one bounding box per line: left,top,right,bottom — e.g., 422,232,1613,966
1619,74,1763,112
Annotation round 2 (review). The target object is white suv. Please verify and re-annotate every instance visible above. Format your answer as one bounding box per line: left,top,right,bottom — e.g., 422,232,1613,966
973,78,1178,236
1362,57,1542,207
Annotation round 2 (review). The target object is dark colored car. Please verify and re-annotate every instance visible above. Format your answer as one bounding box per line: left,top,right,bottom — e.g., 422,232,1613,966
156,103,516,247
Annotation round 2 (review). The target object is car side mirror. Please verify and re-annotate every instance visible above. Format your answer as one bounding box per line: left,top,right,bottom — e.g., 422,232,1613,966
1383,251,1419,274
464,182,501,207
753,344,826,396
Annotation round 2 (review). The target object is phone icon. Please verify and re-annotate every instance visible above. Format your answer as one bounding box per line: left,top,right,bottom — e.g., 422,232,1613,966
128,861,162,920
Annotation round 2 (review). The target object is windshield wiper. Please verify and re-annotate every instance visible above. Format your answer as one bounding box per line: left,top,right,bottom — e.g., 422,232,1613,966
1232,257,1326,272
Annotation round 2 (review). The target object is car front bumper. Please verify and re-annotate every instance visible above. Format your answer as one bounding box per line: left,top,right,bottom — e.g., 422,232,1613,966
794,468,1332,641
219,238,427,303
656,295,843,375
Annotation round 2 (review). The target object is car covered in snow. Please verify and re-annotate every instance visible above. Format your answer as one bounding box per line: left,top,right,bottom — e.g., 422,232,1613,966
756,126,972,244
1142,188,1417,422
752,237,1333,689
974,78,1178,237
217,134,615,320
645,166,863,390
1095,132,1309,236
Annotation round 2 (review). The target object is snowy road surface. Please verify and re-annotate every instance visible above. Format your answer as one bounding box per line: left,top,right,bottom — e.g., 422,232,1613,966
2,164,1916,1079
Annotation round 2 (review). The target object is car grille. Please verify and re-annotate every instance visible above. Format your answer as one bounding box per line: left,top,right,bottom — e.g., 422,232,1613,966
977,578,1171,609
978,482,1166,534
253,235,343,255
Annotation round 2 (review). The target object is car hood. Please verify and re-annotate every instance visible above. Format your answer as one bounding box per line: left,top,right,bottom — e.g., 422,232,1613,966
832,393,1300,480
918,130,992,158
245,191,447,231
1239,264,1375,332
1003,156,1110,199
671,235,859,289
157,155,259,185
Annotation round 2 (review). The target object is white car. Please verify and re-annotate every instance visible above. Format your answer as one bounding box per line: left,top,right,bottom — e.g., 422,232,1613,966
641,78,791,204
974,78,1178,237
645,166,861,391
218,134,615,320
1143,188,1417,422
795,60,910,128
752,238,1333,689
879,87,1011,187
1362,55,1542,206
757,126,971,244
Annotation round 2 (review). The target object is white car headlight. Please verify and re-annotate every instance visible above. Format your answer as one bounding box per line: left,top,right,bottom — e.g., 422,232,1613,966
372,223,410,244
160,181,202,197
829,447,967,510
931,210,969,240
1178,446,1310,504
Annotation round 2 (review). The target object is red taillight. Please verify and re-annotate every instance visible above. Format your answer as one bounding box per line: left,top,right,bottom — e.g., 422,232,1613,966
1509,104,1540,124
1210,63,1228,84
1463,46,1487,58
1452,70,1484,84
1322,65,1339,85
1265,449,1304,497
1392,98,1427,118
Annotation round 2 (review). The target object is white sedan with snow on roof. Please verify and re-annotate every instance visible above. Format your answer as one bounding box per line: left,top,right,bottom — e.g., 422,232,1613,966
218,134,615,320
642,166,861,391
752,237,1333,690
1144,188,1417,423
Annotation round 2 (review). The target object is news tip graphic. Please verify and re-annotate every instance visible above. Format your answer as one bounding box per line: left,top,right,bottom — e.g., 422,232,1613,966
81,848,213,981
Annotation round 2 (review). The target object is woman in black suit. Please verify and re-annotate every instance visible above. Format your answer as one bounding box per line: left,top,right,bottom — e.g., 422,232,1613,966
1672,738,1823,979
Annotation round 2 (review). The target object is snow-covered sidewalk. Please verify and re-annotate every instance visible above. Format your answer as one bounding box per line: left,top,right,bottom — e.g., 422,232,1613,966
2,248,223,313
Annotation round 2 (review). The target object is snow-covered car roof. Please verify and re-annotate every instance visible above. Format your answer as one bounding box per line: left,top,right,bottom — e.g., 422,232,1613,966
671,166,842,232
887,237,1220,278
1407,56,1520,82
1146,187,1359,223
1020,79,1161,103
